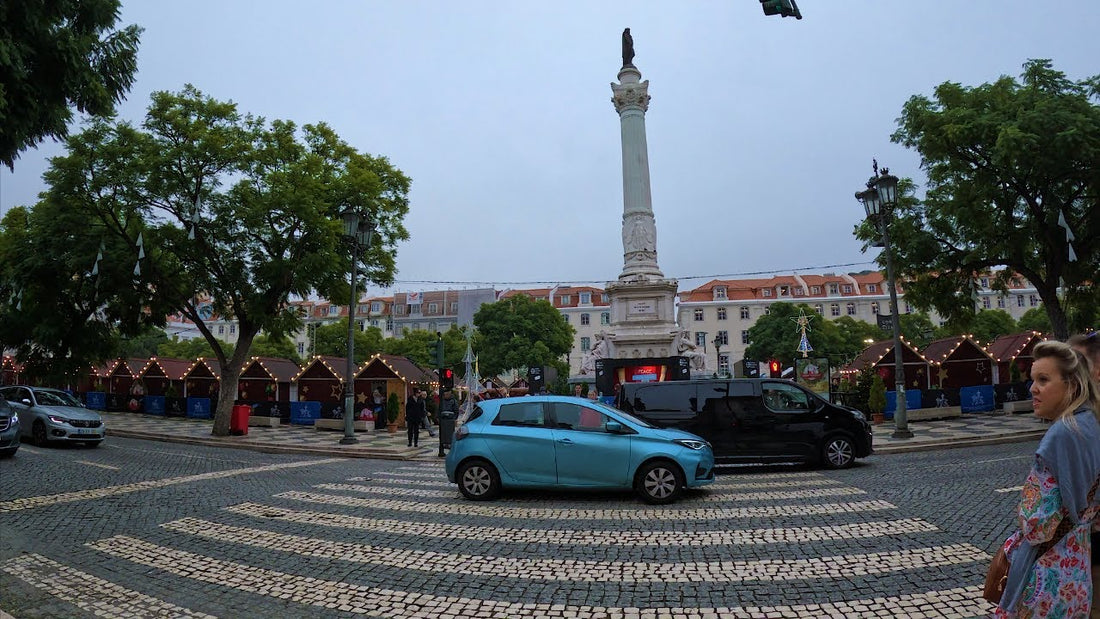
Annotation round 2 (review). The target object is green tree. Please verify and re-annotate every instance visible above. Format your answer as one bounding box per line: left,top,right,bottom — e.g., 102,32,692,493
868,374,887,416
157,336,232,361
473,295,574,378
0,0,142,169
897,313,940,349
118,327,170,359
311,320,383,363
1018,307,1053,333
881,60,1100,339
249,333,302,365
969,310,1018,346
3,86,411,435
745,303,854,370
383,325,467,373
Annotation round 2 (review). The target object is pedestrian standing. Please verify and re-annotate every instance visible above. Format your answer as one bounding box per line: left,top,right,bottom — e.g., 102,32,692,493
406,389,426,448
1070,331,1100,614
371,388,386,431
992,340,1100,618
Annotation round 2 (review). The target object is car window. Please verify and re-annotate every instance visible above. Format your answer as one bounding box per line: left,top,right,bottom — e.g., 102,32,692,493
762,382,811,413
549,402,611,432
629,383,698,413
34,390,81,407
493,402,546,427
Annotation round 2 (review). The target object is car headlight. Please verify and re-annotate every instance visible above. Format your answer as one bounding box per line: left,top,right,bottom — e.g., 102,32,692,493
10,413,17,425
48,415,69,424
674,438,709,451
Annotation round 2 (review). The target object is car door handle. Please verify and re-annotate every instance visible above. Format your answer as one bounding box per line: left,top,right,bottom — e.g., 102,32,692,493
557,438,574,444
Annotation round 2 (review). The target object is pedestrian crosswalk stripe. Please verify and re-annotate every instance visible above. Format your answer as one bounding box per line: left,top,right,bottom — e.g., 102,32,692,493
227,502,938,545
375,469,829,481
353,475,844,491
0,458,344,513
87,535,993,617
275,490,897,519
1,553,216,618
995,485,1023,494
159,517,987,582
315,482,866,502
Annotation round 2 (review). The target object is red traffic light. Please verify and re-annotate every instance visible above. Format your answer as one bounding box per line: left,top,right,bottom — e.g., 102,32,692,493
441,368,455,390
768,360,781,376
442,369,453,379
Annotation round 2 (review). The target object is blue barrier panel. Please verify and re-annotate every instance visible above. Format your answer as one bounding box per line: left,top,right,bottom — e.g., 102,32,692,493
144,395,166,416
885,389,923,419
290,401,321,425
960,385,996,413
186,397,212,419
85,392,107,411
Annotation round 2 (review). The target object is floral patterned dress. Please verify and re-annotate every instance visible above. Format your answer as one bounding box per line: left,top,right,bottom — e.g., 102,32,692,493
993,457,1099,618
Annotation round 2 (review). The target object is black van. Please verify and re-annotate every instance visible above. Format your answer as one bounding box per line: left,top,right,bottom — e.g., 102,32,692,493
615,378,872,468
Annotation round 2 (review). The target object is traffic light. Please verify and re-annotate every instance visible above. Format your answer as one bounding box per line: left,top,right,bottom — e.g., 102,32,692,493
441,368,455,390
760,0,802,19
768,359,782,377
431,334,444,368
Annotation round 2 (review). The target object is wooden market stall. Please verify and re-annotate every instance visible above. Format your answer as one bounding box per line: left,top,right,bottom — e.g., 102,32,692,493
844,338,932,391
238,356,300,402
921,335,996,389
356,354,438,427
137,357,192,396
987,331,1046,384
182,358,222,398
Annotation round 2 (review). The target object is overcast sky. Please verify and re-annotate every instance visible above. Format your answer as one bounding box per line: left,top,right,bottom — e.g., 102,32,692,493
2,1,1097,297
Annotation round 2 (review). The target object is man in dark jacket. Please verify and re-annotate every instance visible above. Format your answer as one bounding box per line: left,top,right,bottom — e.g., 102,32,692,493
406,390,427,447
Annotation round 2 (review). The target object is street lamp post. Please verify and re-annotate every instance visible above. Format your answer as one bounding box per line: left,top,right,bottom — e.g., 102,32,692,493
340,207,375,445
856,165,912,440
712,334,723,377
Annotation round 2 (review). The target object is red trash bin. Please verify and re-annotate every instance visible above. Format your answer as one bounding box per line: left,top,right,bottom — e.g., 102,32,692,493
230,404,251,435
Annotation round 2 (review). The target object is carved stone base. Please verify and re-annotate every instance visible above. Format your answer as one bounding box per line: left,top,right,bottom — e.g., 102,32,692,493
606,277,678,359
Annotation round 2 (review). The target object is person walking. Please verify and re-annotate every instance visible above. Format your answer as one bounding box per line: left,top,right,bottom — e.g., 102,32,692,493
406,389,426,448
993,340,1100,618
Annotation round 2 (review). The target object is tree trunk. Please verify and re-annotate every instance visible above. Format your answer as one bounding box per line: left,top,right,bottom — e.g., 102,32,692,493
210,331,257,437
1037,280,1069,340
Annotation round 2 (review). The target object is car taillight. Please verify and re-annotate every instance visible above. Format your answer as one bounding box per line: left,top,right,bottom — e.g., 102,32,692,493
454,425,469,441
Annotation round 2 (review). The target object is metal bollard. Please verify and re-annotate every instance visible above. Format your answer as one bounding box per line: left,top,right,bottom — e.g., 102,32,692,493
437,410,456,457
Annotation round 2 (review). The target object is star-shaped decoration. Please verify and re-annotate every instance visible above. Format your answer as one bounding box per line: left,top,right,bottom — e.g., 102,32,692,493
357,392,368,404
330,384,342,399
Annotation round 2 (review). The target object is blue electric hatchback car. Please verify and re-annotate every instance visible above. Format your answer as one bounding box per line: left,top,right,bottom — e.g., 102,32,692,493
445,395,715,504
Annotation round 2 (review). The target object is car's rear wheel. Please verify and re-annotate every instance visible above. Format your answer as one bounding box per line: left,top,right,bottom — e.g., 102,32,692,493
456,459,501,501
635,460,684,504
32,420,48,447
821,433,856,469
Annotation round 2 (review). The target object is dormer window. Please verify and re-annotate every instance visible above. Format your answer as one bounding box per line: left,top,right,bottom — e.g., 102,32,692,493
867,284,877,293
580,292,591,304
828,283,839,295
842,285,853,294
370,301,382,313
811,286,821,295
714,286,728,300
980,277,990,289
778,285,790,297
762,289,772,298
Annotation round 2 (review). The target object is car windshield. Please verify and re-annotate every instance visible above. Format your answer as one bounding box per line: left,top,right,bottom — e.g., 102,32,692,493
34,390,82,407
593,401,657,428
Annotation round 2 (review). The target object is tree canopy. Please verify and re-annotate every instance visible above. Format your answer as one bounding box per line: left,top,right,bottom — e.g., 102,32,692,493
0,86,411,435
0,0,142,169
745,303,871,371
879,60,1100,339
473,295,573,378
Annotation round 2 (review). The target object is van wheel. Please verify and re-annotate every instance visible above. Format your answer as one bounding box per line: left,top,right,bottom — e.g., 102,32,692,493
821,434,855,469
456,459,501,501
635,460,683,504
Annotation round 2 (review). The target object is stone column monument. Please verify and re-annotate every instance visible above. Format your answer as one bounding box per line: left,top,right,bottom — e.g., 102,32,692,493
602,29,682,361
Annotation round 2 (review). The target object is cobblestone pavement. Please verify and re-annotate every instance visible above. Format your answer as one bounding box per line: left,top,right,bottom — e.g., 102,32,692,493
0,434,1041,618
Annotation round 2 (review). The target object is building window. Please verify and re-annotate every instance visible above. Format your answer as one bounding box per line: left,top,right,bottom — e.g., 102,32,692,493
762,289,772,298
717,330,729,345
428,321,437,332
394,305,405,315
385,318,393,331
764,305,771,315
328,305,339,316
830,304,840,317
997,296,1006,309
559,295,571,305
811,286,821,295
717,308,727,320
846,303,856,316
778,285,790,297
828,284,839,295
694,309,704,321
867,284,877,293
1030,295,1040,307
229,324,236,334
580,292,591,304
601,312,610,325
580,337,590,352
695,332,707,346
871,302,880,315
982,297,991,309
450,302,458,313
741,330,750,344
428,302,438,314
580,313,590,326
794,287,804,296
370,301,382,313
814,304,823,315
740,306,750,319
980,277,989,288
601,294,609,303
1017,295,1025,307
718,354,730,376
218,325,225,334
408,304,421,315
714,286,728,300
905,303,912,314
370,319,379,327
562,314,569,323
842,285,853,294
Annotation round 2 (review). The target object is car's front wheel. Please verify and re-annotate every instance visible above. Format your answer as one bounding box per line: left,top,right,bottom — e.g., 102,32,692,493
456,459,501,501
821,433,856,469
32,420,49,447
635,460,684,504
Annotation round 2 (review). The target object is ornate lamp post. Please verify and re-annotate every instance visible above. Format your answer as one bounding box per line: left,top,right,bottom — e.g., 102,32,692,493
712,334,723,377
856,165,912,439
340,207,375,445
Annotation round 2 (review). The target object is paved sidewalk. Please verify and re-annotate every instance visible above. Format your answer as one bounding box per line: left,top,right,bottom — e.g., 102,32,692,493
98,409,1051,461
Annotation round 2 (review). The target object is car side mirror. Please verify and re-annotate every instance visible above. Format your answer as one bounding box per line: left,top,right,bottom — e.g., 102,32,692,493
605,421,623,434
22,399,31,406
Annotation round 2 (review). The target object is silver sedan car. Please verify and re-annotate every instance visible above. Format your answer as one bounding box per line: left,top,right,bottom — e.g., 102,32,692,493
0,386,105,447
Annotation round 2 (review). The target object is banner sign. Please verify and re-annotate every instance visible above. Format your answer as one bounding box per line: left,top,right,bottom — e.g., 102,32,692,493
877,314,893,332
795,358,830,395
960,385,996,413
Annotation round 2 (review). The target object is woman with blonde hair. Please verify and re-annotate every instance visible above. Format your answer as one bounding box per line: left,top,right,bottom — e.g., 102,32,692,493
994,340,1100,618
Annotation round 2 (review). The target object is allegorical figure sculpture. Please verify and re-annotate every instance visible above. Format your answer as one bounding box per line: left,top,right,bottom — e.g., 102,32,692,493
621,28,635,66
676,329,708,372
580,331,610,375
